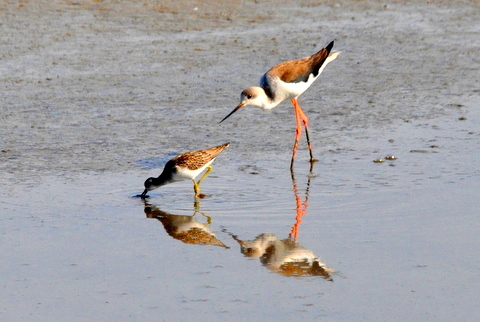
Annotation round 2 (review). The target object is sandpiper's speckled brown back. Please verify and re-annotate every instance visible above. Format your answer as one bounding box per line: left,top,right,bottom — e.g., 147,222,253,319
173,142,230,171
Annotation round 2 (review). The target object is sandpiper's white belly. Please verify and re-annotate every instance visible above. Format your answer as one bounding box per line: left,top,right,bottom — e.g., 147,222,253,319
172,159,215,182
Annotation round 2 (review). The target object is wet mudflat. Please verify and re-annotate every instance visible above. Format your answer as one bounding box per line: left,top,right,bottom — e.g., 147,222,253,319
1,0,480,320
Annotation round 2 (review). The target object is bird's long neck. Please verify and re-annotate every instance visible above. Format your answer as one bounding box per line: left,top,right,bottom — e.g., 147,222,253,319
256,87,282,110
154,161,176,186
156,172,171,184
150,176,167,188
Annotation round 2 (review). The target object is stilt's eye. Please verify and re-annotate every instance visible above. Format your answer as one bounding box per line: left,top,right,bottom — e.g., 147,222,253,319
247,94,252,99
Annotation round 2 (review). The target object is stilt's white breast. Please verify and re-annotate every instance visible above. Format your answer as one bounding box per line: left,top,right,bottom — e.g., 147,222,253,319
277,73,317,98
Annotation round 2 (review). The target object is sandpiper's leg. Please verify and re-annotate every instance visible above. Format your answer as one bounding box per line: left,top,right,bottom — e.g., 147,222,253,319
193,180,200,196
291,98,304,169
193,166,213,197
293,99,316,164
196,166,213,186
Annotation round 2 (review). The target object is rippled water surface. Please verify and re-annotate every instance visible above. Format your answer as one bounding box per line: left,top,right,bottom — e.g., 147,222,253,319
1,1,480,320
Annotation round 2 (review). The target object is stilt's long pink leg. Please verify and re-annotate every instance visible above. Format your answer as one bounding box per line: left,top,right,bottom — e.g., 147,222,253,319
291,98,315,167
290,98,303,169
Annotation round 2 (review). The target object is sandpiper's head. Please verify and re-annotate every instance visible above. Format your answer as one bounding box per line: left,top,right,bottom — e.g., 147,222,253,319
140,177,155,199
144,177,156,190
219,87,265,123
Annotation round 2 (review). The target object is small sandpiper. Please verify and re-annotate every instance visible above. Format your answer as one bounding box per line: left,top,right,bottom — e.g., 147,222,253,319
140,143,230,199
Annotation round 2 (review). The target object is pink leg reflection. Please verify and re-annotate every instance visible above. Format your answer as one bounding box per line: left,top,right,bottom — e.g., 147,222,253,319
289,170,311,242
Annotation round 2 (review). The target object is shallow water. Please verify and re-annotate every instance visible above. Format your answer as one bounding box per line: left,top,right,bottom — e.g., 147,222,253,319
1,0,480,320
2,108,480,320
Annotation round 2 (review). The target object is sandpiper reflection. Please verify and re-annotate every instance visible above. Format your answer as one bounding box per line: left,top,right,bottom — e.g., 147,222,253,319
227,169,333,278
143,201,229,248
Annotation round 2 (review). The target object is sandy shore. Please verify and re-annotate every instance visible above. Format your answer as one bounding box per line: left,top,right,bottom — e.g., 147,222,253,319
1,0,479,181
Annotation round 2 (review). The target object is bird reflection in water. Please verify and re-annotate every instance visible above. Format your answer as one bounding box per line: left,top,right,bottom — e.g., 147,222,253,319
227,169,333,278
143,201,229,248
289,168,310,242
232,233,333,279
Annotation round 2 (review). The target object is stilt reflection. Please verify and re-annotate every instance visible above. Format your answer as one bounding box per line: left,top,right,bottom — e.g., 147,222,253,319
289,169,311,242
143,200,229,248
225,168,333,278
229,233,333,279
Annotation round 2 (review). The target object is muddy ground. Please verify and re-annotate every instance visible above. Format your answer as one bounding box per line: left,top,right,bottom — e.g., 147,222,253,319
1,0,478,180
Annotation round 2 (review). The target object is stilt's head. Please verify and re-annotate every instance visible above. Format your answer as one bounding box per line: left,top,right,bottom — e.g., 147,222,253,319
220,87,265,123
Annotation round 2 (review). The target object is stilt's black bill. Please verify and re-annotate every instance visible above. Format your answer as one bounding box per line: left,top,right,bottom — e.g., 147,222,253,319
140,189,148,199
219,104,244,123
